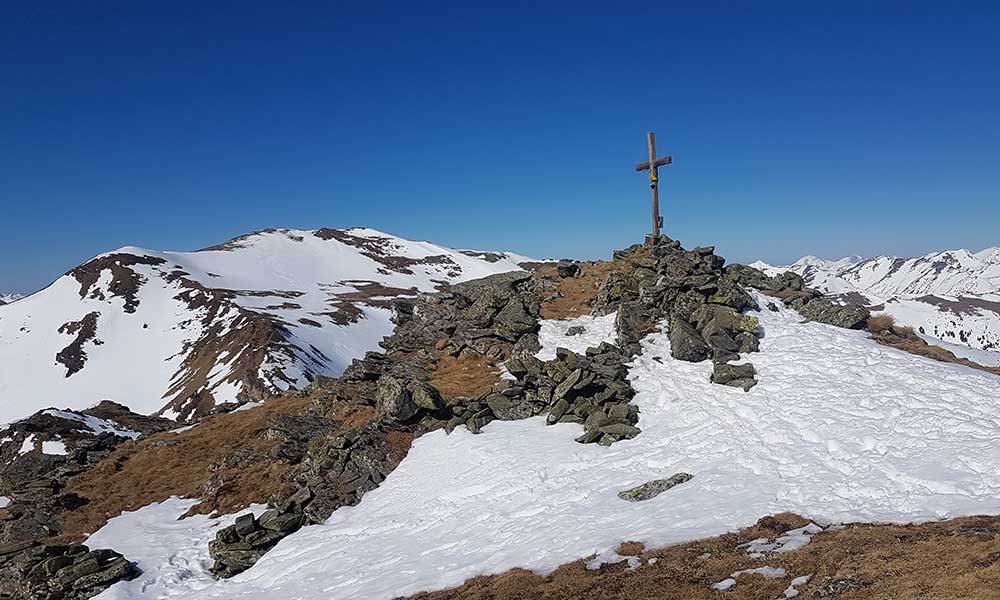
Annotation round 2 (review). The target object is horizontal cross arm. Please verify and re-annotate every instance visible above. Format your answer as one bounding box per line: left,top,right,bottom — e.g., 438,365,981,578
635,156,672,172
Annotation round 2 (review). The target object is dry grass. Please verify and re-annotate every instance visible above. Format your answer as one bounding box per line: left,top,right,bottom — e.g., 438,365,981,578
428,354,501,403
403,513,1000,600
60,394,317,540
866,314,916,338
874,334,1000,376
536,261,615,319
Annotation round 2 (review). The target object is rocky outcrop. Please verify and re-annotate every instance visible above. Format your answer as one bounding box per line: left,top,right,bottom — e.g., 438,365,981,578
0,541,138,600
593,237,763,385
726,264,871,330
0,403,169,596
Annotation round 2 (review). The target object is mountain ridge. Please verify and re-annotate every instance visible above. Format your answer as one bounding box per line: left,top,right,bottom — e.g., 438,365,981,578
0,227,533,424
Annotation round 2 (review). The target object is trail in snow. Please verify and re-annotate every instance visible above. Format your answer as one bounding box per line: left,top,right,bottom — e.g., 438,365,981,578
97,297,1000,599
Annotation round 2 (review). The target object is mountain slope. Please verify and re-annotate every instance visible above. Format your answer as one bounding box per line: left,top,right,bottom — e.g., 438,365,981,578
85,297,1000,600
0,228,532,424
755,247,1000,352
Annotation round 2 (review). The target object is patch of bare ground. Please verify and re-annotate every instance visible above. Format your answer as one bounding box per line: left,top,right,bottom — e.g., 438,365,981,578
60,393,325,541
428,352,501,403
402,513,1000,600
536,261,615,319
868,315,1000,376
759,288,815,301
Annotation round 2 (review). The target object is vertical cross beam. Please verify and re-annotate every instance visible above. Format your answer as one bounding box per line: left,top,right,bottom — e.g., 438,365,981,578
635,132,672,240
647,132,660,238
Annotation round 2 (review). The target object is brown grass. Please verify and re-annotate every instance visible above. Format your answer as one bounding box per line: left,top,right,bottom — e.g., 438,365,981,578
428,354,501,402
61,394,316,540
866,313,896,334
402,513,1000,600
874,334,1000,376
537,261,615,319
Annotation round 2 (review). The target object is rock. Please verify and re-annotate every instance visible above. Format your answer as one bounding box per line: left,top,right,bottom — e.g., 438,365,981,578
668,317,711,362
711,362,758,391
556,260,580,278
735,332,760,353
769,271,806,291
375,376,419,421
565,325,586,337
723,264,772,289
618,473,694,502
798,298,870,330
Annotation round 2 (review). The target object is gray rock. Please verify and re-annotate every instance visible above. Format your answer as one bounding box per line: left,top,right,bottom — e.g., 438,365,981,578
668,317,711,362
565,325,586,337
618,473,694,502
711,362,758,391
798,298,870,330
375,376,419,421
556,260,580,278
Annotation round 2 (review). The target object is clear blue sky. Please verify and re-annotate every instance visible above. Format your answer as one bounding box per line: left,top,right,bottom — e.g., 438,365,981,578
3,2,999,293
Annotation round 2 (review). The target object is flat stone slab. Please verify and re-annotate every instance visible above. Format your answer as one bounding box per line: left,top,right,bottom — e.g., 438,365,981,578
618,473,693,502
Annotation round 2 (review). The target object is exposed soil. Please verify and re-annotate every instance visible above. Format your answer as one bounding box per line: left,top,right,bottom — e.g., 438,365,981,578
68,253,166,313
55,311,100,376
403,513,1000,600
428,353,502,402
536,261,615,319
60,394,316,540
315,228,461,276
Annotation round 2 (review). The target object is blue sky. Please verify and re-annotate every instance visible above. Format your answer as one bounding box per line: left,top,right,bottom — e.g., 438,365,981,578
2,3,999,293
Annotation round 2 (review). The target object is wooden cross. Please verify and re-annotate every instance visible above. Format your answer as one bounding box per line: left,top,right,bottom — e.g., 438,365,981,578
635,131,672,240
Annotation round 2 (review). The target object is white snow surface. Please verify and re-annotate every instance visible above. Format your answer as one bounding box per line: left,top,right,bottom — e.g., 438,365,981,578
756,247,1000,352
0,293,23,304
102,297,1000,600
534,312,618,360
88,498,267,600
0,496,10,508
0,228,531,424
41,439,67,455
42,409,141,439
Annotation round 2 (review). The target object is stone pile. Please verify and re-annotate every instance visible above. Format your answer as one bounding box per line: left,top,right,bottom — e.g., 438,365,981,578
0,540,138,600
593,237,763,390
502,344,639,445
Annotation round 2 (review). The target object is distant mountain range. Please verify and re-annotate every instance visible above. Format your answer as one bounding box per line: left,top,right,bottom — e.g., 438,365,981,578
753,247,1000,353
0,228,531,424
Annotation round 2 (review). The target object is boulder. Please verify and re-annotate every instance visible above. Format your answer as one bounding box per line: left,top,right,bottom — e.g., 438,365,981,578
556,260,580,278
375,376,419,421
618,473,694,502
711,362,758,391
798,299,870,330
669,318,711,362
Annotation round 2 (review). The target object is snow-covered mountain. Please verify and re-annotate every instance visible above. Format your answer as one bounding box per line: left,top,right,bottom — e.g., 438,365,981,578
0,228,532,424
0,293,23,305
754,247,1000,352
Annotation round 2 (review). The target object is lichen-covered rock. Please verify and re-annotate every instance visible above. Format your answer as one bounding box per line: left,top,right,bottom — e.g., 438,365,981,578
0,542,138,599
798,299,870,330
668,317,711,362
711,362,758,391
618,473,694,502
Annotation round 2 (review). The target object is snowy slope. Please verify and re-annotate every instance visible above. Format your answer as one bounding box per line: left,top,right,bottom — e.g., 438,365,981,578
0,228,532,424
91,299,1000,599
756,247,1000,353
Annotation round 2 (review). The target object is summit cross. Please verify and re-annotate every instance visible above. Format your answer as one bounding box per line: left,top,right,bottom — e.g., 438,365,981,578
634,131,672,240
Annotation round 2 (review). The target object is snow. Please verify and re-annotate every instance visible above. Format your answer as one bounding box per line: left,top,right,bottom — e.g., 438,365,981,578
0,228,531,424
712,567,787,592
757,247,1000,353
916,334,1000,366
534,312,618,360
87,498,266,600
738,523,823,558
783,574,812,598
43,409,141,439
0,496,10,508
41,439,67,455
17,435,34,455
110,297,1000,600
